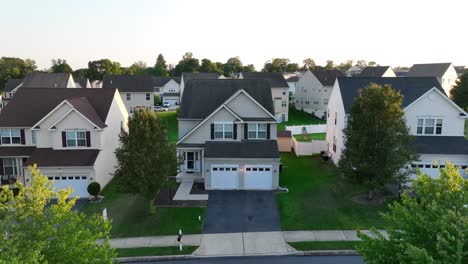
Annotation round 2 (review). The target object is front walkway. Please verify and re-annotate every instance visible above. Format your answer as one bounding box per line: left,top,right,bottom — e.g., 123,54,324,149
173,180,208,201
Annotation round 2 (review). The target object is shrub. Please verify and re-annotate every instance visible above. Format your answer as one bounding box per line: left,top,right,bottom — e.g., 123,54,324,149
87,182,101,198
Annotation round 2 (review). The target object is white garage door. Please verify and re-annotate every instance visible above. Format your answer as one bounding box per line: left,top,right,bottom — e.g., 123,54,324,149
211,165,239,189
163,99,178,106
48,176,89,198
244,165,273,190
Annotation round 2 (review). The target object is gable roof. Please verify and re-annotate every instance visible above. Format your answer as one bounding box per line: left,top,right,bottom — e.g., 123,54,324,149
153,76,181,87
286,76,299,82
407,63,453,77
64,97,107,128
311,68,345,86
359,66,392,77
74,78,89,88
0,88,116,127
337,77,444,114
241,72,288,87
102,74,154,92
22,72,72,88
182,72,219,84
179,79,274,119
3,79,23,92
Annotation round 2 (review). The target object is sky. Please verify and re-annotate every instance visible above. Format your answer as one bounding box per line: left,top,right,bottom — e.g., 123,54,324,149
1,0,467,71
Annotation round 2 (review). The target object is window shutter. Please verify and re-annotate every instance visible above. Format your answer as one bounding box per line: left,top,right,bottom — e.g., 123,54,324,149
233,124,237,140
20,129,25,144
86,131,91,147
244,124,248,140
62,131,67,147
210,124,214,140
267,124,271,139
0,159,3,175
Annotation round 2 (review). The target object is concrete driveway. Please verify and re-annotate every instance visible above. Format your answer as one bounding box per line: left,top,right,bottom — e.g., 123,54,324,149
203,191,280,234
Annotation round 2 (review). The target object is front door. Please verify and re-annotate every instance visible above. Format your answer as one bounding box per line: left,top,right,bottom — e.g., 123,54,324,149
184,151,199,171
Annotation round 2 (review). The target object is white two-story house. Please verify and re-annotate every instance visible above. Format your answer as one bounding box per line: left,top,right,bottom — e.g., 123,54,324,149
153,76,181,106
0,88,128,197
407,63,459,96
326,77,468,178
102,74,154,115
176,79,280,190
239,72,289,122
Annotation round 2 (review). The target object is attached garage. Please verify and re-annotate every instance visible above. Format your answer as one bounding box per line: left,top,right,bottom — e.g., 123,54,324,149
210,165,239,189
162,93,180,106
244,165,273,190
47,175,89,198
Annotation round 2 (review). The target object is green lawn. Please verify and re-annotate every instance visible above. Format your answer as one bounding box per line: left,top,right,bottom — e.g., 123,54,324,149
289,241,362,251
81,180,204,237
116,246,197,257
278,108,325,131
157,111,178,144
294,133,326,142
277,153,388,230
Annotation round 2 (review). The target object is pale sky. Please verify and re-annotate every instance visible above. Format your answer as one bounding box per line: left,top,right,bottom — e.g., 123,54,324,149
1,0,467,70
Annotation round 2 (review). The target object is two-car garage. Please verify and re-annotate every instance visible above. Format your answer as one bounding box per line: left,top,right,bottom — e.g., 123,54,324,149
210,164,274,190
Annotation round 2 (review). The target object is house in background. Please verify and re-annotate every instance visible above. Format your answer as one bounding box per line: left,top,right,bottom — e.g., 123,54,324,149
2,79,23,106
176,79,280,190
359,66,396,77
153,76,181,106
346,66,363,76
239,72,289,122
179,72,219,99
286,76,299,98
326,77,468,178
407,63,458,96
0,88,128,197
74,78,91,88
294,69,344,119
102,74,154,115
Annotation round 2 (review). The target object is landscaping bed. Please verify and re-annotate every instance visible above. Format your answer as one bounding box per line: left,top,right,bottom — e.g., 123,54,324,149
190,182,208,195
116,246,197,257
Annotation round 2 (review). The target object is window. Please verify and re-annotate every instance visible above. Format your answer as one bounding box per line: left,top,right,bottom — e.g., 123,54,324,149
0,129,21,144
436,119,443,134
333,136,337,152
334,112,337,125
3,158,17,176
146,93,151,100
417,118,443,135
417,119,423,134
31,130,37,145
324,99,328,105
214,123,233,139
66,130,86,147
154,88,160,92
282,100,287,107
248,123,267,139
424,119,434,134
126,93,131,100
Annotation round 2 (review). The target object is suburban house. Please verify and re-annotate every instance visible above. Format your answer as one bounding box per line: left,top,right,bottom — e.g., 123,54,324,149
74,78,91,88
179,72,219,99
176,79,280,190
0,88,128,197
102,74,154,115
359,66,396,77
153,76,181,106
346,66,363,77
326,77,468,178
407,63,458,96
239,72,289,122
286,76,299,97
294,69,344,119
2,79,23,106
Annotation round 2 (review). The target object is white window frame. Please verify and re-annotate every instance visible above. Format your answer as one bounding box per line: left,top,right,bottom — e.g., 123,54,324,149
146,93,151,100
3,158,18,176
31,130,37,145
0,129,21,145
417,118,443,135
126,93,131,101
282,100,287,107
65,130,87,147
248,123,267,139
214,122,234,139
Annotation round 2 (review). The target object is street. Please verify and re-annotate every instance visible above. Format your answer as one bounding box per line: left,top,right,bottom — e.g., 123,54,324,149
122,255,364,264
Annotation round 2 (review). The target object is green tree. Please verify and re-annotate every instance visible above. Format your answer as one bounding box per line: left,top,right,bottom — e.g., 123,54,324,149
242,64,255,72
222,57,243,77
302,58,316,70
355,60,368,68
154,93,162,106
337,60,354,72
87,59,122,80
450,72,468,108
324,60,335,70
262,58,295,72
125,61,148,75
200,58,222,74
152,54,169,76
50,58,73,73
0,57,37,90
357,163,468,263
115,109,177,209
0,165,115,263
339,83,416,198
73,68,89,79
173,52,200,76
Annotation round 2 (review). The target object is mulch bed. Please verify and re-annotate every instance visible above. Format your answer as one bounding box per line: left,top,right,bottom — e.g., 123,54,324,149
190,182,208,195
154,182,207,207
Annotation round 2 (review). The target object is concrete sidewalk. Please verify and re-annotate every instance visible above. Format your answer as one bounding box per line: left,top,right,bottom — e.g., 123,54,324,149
173,180,209,201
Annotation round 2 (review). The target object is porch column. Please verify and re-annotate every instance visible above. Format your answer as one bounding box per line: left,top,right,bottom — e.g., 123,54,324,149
201,149,204,178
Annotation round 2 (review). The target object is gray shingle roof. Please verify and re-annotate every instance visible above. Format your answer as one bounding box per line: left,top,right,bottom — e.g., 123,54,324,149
179,79,274,119
74,78,89,88
182,73,219,84
409,136,468,155
24,148,100,167
0,147,36,157
286,76,299,82
359,66,392,77
311,69,345,86
22,72,72,88
3,79,23,92
204,140,279,158
153,76,181,87
407,63,453,77
0,88,115,127
241,72,288,87
277,130,292,137
66,97,107,128
337,77,444,114
102,74,154,92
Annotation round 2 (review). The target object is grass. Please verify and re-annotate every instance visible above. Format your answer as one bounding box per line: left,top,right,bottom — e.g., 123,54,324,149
289,241,362,251
294,133,326,142
276,153,388,230
81,180,204,237
157,111,178,144
278,108,325,131
116,246,197,257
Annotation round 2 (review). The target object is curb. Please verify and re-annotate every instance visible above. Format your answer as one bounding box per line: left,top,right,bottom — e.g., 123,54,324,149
295,250,359,256
117,254,194,263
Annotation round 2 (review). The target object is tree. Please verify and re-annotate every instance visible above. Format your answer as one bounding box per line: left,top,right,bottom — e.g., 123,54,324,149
50,58,73,73
173,52,200,76
0,57,37,90
152,54,169,76
337,60,354,72
262,58,295,72
73,68,89,79
114,109,177,209
222,57,244,77
0,165,115,263
87,59,122,81
355,60,368,68
200,58,221,74
242,64,255,72
125,61,148,75
339,83,416,198
302,58,316,70
357,163,468,263
450,71,468,108
153,94,161,106
324,60,335,70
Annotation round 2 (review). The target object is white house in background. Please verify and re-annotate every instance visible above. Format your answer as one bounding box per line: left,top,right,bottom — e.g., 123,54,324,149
326,77,468,179
153,76,181,106
179,72,219,100
0,88,128,197
286,76,299,97
407,63,458,96
102,74,154,115
359,66,396,77
177,79,280,190
346,66,363,76
239,72,289,122
294,69,344,119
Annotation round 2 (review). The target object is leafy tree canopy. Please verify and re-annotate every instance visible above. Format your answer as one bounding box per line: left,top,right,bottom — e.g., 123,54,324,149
87,58,122,81
124,60,149,75
50,58,73,74
0,57,37,90
173,52,200,76
450,71,468,109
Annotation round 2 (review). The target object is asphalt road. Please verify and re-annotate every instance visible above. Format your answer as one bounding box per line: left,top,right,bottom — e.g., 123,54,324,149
123,255,364,264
